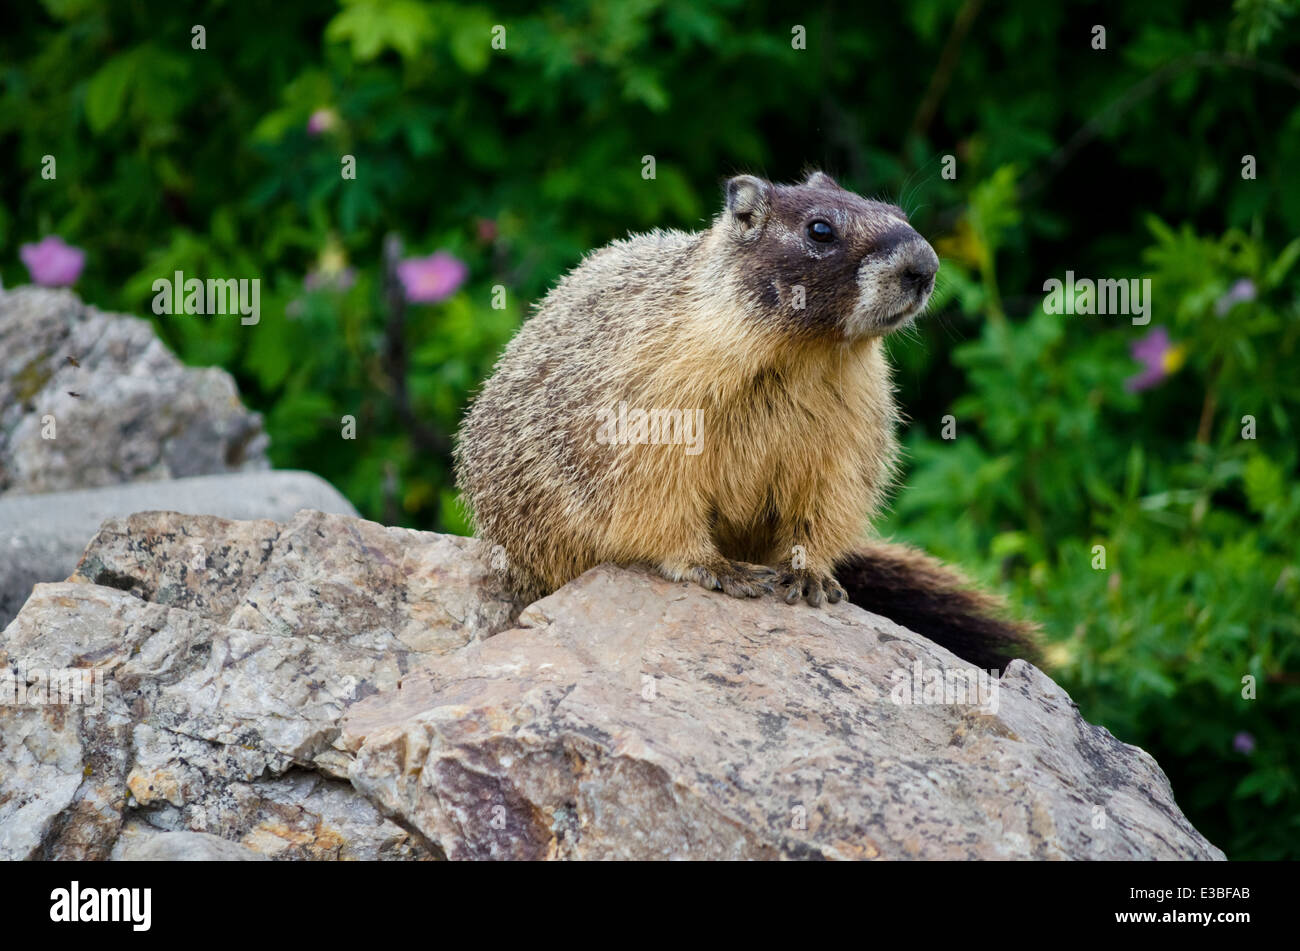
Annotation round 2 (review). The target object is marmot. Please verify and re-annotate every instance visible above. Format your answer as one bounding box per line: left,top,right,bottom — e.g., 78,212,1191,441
455,171,1038,669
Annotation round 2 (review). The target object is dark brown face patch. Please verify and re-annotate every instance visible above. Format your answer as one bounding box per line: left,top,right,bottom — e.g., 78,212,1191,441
724,176,919,339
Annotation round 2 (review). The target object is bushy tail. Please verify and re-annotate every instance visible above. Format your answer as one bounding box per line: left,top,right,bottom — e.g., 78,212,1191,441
834,541,1041,671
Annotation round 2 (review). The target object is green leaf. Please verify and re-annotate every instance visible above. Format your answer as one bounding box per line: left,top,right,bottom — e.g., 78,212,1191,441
1243,454,1284,514
449,14,495,74
84,52,136,134
326,0,437,62
1264,237,1300,288
40,0,100,19
991,531,1028,559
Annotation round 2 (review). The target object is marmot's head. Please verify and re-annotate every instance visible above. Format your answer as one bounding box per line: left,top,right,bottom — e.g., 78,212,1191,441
716,171,939,339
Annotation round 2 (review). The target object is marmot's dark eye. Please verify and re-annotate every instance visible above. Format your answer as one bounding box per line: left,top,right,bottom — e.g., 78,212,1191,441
808,220,835,242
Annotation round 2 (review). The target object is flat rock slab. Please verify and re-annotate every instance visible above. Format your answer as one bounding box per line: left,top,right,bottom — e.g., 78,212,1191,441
0,470,358,627
343,565,1225,861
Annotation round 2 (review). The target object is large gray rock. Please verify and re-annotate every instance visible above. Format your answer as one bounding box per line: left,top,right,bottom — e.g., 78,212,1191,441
0,510,1223,861
342,565,1225,861
0,509,517,860
0,470,358,628
0,285,269,496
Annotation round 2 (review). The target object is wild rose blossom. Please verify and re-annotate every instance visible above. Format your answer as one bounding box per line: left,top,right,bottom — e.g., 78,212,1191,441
302,238,356,293
397,251,467,303
304,267,356,292
1215,278,1256,316
307,108,339,136
20,235,85,286
1125,327,1186,393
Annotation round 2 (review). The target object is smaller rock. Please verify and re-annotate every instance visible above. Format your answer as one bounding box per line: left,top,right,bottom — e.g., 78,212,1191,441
0,470,358,627
116,830,269,861
0,285,270,496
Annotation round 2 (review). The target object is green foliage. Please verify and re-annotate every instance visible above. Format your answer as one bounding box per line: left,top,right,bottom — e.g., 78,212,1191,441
2,0,1298,858
886,218,1300,857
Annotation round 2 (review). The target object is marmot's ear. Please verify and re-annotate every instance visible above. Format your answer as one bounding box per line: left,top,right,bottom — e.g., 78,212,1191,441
724,175,773,236
804,170,841,190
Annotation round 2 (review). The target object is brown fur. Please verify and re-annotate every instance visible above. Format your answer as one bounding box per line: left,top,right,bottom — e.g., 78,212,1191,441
455,171,1038,669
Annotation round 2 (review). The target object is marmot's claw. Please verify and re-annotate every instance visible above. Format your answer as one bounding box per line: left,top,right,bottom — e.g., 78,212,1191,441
688,559,774,599
779,569,842,607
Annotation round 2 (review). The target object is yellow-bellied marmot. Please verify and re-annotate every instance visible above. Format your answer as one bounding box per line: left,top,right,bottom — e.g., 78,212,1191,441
455,171,1038,669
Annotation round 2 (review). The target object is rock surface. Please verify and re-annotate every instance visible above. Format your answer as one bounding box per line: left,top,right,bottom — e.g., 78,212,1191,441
115,829,269,861
342,566,1225,860
0,510,516,860
0,510,1224,860
0,285,269,496
0,470,358,628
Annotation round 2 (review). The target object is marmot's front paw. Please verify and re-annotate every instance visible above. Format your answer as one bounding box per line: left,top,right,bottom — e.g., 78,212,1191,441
687,559,777,599
778,568,846,607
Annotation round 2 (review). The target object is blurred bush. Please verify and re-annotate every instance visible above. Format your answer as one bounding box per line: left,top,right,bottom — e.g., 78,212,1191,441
2,0,1298,858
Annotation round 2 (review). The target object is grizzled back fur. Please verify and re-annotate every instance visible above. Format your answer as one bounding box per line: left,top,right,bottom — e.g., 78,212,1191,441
454,171,911,602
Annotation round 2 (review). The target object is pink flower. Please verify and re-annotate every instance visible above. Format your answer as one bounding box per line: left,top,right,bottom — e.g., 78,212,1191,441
1125,327,1186,393
307,108,339,136
1214,278,1256,316
397,251,468,303
20,235,85,286
304,267,356,292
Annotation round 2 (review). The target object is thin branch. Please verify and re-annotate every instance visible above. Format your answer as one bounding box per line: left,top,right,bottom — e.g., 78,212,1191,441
382,232,453,460
1020,51,1300,200
907,0,985,144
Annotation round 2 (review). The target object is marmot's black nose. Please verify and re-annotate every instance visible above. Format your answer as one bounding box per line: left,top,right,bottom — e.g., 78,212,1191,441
898,241,939,294
901,266,933,292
